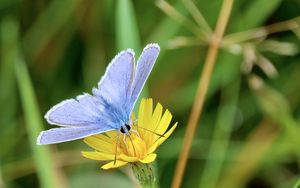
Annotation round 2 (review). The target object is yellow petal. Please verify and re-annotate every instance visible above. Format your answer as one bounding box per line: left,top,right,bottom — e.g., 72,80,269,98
138,99,145,125
147,102,162,131
105,130,118,139
139,153,157,163
146,109,172,145
158,123,177,145
119,154,138,162
147,141,159,154
156,109,172,135
130,112,136,121
101,160,128,169
81,151,114,160
84,135,114,153
139,99,153,132
147,123,177,153
93,134,113,143
143,103,163,144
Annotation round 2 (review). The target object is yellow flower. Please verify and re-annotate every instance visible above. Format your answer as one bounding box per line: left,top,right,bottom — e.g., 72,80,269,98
82,98,177,169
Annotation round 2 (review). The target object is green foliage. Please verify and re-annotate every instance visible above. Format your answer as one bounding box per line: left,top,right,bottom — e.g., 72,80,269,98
0,0,299,187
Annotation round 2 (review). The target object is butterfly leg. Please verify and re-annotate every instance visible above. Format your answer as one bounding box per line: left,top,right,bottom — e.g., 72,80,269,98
114,133,121,165
130,129,141,138
122,133,128,149
132,119,138,125
127,132,137,157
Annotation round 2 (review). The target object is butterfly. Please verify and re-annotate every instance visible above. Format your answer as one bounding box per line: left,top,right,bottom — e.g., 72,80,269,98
37,43,160,145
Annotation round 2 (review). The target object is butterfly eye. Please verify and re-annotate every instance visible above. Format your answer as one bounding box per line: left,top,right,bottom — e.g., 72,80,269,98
120,127,125,134
125,124,131,131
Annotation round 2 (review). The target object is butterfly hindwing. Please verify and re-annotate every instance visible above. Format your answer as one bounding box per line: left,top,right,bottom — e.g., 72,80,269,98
37,126,113,145
45,94,104,126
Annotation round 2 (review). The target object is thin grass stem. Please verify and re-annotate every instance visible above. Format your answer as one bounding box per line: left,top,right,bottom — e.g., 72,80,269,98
223,16,300,45
198,78,240,188
181,0,212,35
156,0,207,41
171,0,234,187
12,19,66,188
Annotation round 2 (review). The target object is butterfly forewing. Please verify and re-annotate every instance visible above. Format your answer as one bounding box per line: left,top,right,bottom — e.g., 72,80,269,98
130,44,160,110
37,126,113,145
93,49,135,122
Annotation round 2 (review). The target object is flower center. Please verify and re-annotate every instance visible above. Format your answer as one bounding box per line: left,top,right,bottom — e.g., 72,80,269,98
118,130,147,159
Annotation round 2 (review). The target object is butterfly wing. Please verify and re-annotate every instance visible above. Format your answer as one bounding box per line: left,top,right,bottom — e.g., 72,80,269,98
37,126,112,145
40,50,135,144
92,49,135,123
39,94,114,145
45,94,104,126
129,43,160,111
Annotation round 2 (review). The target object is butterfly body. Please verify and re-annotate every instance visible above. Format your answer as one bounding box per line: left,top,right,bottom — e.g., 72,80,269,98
37,43,160,145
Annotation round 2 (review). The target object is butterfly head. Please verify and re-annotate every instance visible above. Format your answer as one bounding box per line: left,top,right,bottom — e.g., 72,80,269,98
119,124,131,134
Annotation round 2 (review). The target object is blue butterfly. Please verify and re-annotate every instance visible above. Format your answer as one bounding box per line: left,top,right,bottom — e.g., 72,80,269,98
37,43,160,145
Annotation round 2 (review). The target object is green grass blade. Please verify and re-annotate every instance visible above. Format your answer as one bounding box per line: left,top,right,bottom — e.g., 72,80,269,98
294,178,300,188
0,18,20,188
199,78,240,188
23,0,82,61
116,0,141,53
0,16,19,157
241,0,282,30
149,0,189,44
249,76,300,159
12,20,62,188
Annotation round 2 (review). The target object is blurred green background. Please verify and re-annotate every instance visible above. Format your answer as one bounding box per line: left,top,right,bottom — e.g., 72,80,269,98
0,0,300,187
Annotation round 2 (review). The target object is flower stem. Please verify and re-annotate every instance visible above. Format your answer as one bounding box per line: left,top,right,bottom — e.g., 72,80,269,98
131,163,157,188
171,0,234,187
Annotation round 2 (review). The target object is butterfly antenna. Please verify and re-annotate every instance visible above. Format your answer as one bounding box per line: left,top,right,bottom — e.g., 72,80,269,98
130,129,141,138
114,132,120,165
152,135,165,146
135,125,165,138
134,123,167,146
